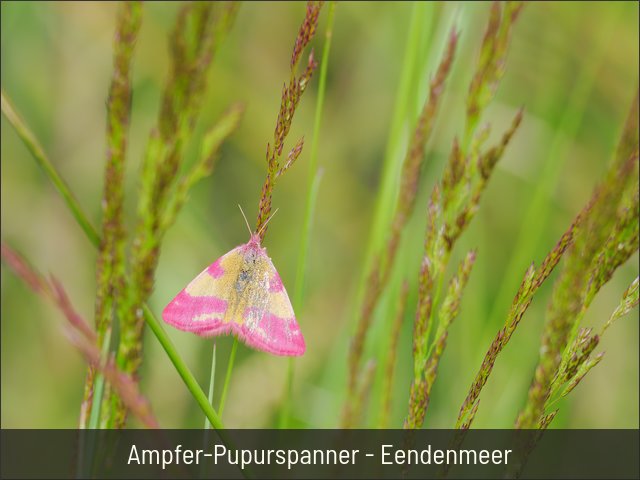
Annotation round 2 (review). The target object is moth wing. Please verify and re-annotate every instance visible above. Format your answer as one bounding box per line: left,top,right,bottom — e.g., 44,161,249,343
236,255,306,356
162,246,242,337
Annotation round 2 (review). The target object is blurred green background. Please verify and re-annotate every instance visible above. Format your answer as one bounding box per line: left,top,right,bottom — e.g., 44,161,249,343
1,1,638,428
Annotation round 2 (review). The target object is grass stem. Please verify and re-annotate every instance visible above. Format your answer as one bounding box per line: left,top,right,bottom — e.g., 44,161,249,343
218,337,238,418
204,343,217,429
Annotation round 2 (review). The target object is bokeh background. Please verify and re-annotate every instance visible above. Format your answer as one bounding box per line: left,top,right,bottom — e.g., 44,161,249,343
1,1,638,428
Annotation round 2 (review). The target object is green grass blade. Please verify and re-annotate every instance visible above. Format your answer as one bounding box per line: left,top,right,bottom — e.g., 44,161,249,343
218,337,238,418
1,90,100,247
204,343,217,429
200,342,217,477
143,304,225,429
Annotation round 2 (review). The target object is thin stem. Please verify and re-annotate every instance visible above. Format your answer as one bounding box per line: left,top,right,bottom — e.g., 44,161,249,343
143,304,225,430
218,337,238,417
280,360,295,429
204,343,217,429
200,343,217,478
144,305,249,477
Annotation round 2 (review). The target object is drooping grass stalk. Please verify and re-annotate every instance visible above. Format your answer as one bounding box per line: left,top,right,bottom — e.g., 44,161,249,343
1,82,231,432
65,325,160,429
279,0,336,429
343,22,460,429
0,90,100,247
2,241,160,477
516,92,639,429
482,4,624,357
0,243,159,429
378,281,409,428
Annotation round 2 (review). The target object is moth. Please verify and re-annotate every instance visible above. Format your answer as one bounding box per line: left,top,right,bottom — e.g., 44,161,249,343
162,208,305,356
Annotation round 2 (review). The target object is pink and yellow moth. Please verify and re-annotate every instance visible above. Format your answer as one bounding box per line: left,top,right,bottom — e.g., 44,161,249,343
162,208,305,356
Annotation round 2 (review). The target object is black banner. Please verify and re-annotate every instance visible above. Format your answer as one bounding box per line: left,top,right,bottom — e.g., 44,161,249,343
1,429,638,479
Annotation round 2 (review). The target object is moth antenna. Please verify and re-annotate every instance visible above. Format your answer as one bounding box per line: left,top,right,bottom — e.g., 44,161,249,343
238,205,253,237
257,208,279,237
